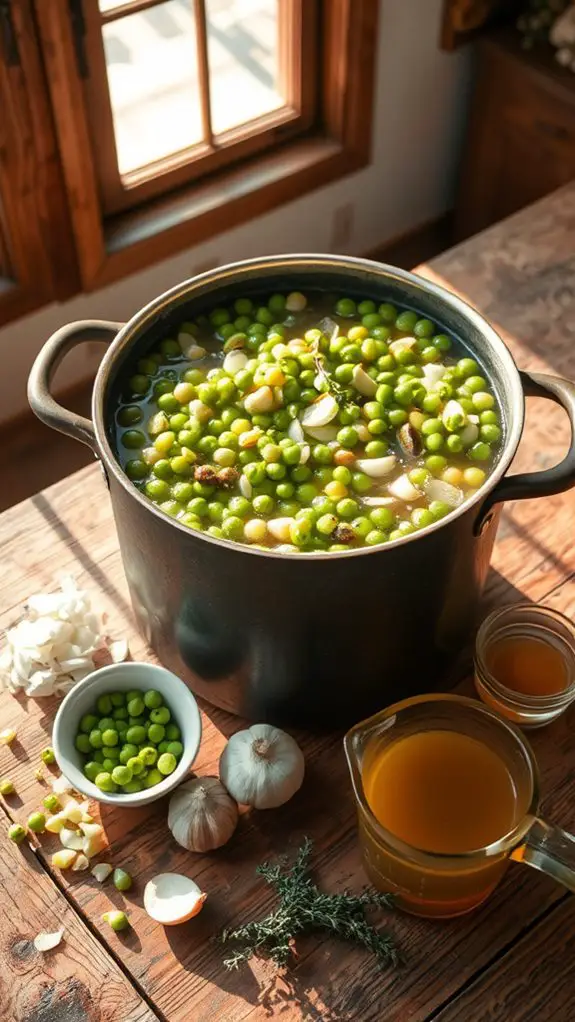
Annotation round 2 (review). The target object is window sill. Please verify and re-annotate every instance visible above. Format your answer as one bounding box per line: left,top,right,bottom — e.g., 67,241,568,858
92,133,367,290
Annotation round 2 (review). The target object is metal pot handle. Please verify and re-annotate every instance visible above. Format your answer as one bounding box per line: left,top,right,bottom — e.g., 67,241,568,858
27,320,123,451
476,370,575,530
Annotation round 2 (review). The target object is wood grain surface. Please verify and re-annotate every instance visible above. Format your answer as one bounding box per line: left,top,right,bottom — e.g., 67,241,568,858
1,185,575,1020
0,810,159,1022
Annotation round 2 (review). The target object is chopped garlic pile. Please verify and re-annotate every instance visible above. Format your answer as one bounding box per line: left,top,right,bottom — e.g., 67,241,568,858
48,778,107,869
0,577,126,697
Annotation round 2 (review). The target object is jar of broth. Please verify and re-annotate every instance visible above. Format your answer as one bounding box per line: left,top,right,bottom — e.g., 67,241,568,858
474,604,575,727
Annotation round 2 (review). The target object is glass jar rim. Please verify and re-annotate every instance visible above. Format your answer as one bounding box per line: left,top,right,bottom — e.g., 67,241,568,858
344,693,540,869
475,603,575,711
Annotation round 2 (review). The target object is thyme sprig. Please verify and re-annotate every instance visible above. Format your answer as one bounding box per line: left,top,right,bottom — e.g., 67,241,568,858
308,320,354,410
218,838,399,971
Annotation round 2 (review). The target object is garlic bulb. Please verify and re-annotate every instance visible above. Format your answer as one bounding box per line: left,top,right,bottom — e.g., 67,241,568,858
168,777,238,852
219,724,305,810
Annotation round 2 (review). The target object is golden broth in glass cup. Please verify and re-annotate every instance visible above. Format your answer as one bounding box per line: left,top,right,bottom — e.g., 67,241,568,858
344,694,575,918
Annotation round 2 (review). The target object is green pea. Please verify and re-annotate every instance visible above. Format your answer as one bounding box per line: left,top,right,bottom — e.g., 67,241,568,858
432,334,452,352
80,713,99,734
111,765,132,786
429,500,451,519
95,772,117,793
221,515,243,539
89,729,103,749
388,408,408,427
126,460,147,481
351,516,371,538
146,479,171,501
414,318,434,338
290,518,312,547
351,472,372,494
335,298,356,317
118,405,143,427
113,868,133,891
365,529,387,546
369,507,395,530
253,494,274,515
126,725,147,745
446,434,463,453
128,374,149,396
364,440,388,458
101,909,130,931
147,723,165,744
296,484,317,505
291,464,312,483
313,445,333,464
378,303,397,323
425,433,444,452
480,424,501,443
8,823,26,844
337,427,358,448
426,455,448,475
468,441,491,461
337,498,359,519
165,724,181,741
340,344,362,363
84,761,101,782
412,508,435,529
395,310,418,332
167,741,184,758
102,729,119,747
332,465,352,484
75,734,92,754
119,743,139,765
234,297,253,316
157,393,181,414
112,706,128,721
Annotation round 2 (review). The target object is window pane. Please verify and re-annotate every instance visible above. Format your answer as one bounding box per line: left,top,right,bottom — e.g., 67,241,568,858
103,0,203,177
207,0,284,136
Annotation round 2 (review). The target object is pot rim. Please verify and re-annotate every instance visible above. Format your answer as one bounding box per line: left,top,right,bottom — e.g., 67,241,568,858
93,254,524,559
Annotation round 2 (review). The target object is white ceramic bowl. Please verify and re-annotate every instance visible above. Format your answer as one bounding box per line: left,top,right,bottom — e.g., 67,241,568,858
52,661,202,807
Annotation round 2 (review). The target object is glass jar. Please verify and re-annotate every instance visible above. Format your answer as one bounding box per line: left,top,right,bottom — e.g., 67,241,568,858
474,603,575,727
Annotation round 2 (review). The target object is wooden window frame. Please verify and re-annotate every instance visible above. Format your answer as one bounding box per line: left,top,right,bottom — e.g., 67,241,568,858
34,0,379,293
84,0,318,215
0,0,78,324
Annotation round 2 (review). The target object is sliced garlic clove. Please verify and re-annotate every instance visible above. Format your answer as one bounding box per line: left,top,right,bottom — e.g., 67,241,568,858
244,387,274,415
355,455,397,478
109,639,129,664
267,518,295,542
352,364,377,397
299,444,311,465
287,418,305,444
459,422,479,447
389,337,417,359
423,477,464,508
300,394,339,428
51,849,77,870
302,423,338,442
362,496,399,507
387,474,422,502
34,929,64,952
354,422,370,443
422,363,447,390
223,350,248,375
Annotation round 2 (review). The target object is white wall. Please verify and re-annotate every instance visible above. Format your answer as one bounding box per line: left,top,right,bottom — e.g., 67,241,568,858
3,0,472,424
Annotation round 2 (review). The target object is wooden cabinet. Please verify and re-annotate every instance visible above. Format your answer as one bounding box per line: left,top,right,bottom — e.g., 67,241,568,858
455,29,575,240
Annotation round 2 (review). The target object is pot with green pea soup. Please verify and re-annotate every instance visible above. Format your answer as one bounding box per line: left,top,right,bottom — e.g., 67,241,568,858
28,256,575,727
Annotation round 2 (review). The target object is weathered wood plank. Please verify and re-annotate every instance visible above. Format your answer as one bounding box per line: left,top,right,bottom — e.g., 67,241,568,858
0,810,159,1022
434,897,575,1022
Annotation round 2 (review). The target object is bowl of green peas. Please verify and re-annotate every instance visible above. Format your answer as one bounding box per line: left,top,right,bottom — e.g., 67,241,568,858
52,662,202,806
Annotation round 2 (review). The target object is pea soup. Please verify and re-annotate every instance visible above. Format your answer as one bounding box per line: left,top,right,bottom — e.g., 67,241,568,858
114,291,503,552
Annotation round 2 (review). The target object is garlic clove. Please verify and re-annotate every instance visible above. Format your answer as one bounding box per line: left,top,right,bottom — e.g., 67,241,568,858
352,365,377,397
60,827,85,851
34,929,64,952
300,394,339,428
301,423,338,442
144,873,206,925
354,455,397,478
91,862,113,883
287,418,305,444
423,477,464,508
387,474,422,502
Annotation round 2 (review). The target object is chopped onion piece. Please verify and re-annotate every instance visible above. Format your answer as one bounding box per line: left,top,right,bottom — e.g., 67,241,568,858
354,422,370,443
422,364,447,390
287,418,305,444
352,365,377,397
34,929,64,952
52,775,73,796
387,474,422,502
62,800,84,824
45,812,68,834
299,444,311,465
109,639,129,664
362,496,399,508
52,849,77,870
60,827,85,851
91,862,113,883
301,394,339,428
355,456,397,478
144,873,207,925
423,478,464,508
189,400,211,423
71,854,90,872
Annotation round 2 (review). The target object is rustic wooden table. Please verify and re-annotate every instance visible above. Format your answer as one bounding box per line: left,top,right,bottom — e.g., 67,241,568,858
2,185,575,1022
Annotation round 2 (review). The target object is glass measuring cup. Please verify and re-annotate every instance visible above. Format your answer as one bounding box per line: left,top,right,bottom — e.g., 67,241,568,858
344,693,575,918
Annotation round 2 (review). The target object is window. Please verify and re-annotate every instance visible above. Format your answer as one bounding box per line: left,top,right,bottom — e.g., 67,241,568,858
0,0,378,324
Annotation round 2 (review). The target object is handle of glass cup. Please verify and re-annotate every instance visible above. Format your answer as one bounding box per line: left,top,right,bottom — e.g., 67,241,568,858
27,320,123,451
511,818,575,892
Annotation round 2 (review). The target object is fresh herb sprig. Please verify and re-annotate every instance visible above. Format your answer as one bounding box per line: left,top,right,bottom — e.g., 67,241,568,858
309,320,354,411
218,838,399,971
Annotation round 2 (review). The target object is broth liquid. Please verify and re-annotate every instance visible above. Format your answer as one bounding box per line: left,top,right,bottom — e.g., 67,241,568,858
359,730,519,916
486,635,568,696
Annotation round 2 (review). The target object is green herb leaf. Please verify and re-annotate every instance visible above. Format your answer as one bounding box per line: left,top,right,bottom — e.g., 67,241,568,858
217,838,400,970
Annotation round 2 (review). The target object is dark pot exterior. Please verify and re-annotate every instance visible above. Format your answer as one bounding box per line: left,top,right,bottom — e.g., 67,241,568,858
28,256,575,728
